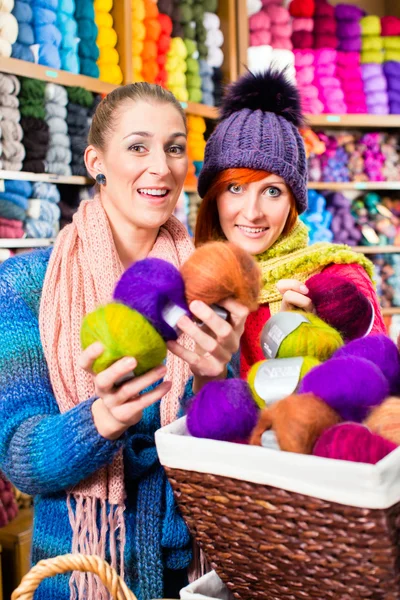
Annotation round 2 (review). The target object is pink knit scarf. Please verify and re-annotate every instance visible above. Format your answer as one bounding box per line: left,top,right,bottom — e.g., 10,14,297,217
39,196,193,598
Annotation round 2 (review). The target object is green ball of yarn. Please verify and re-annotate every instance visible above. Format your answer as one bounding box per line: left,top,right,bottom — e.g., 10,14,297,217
187,73,202,88
67,86,94,108
189,88,202,102
183,23,196,40
186,57,200,74
197,42,208,58
178,3,193,23
196,24,207,43
192,4,204,20
81,302,167,376
247,356,321,409
203,0,218,11
277,311,344,362
19,77,46,100
19,103,46,119
184,38,197,56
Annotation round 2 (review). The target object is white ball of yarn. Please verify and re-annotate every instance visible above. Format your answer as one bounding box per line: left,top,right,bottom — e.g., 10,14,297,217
0,12,18,44
0,0,14,13
247,0,262,17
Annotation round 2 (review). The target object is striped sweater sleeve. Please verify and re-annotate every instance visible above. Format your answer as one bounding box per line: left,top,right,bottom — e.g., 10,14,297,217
0,255,123,495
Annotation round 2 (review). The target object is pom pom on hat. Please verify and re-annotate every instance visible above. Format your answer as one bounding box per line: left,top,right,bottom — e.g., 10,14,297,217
220,68,304,127
313,423,397,464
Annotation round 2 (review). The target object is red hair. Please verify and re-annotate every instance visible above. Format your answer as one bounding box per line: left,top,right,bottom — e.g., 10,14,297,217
195,168,298,247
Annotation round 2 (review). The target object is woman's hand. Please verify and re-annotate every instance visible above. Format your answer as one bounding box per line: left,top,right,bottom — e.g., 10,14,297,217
79,342,171,440
167,298,249,393
276,279,315,312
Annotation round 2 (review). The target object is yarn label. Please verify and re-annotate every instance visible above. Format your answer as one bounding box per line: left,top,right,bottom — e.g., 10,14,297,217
326,115,341,123
261,430,281,451
0,180,4,193
162,302,188,333
253,357,304,405
261,312,310,359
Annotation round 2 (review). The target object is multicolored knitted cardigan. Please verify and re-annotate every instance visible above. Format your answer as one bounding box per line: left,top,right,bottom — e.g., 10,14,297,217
0,248,192,600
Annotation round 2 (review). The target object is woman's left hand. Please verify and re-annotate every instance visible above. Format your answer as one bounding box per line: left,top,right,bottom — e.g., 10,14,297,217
276,279,315,312
167,298,249,393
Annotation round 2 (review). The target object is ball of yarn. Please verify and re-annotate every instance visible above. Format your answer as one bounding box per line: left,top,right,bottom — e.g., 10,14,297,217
187,379,259,442
305,273,373,341
364,397,400,444
333,334,400,395
299,356,390,421
247,356,320,408
113,257,189,341
180,241,261,312
313,423,397,464
249,393,341,453
266,311,344,362
80,302,167,376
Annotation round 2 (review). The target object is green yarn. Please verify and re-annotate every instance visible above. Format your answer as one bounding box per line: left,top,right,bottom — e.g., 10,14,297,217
192,3,204,20
81,303,167,376
186,57,200,74
184,39,197,56
247,356,320,409
19,78,46,100
178,3,192,23
277,311,343,362
183,23,196,40
189,88,202,102
197,42,208,58
67,86,94,107
196,24,207,43
19,104,46,119
187,73,202,88
203,0,218,12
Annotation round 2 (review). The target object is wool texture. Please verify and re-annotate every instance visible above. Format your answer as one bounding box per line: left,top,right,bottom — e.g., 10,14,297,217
365,397,400,445
38,196,194,598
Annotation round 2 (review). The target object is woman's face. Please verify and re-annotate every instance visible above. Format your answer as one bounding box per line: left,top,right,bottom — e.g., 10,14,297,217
216,174,292,255
95,99,188,230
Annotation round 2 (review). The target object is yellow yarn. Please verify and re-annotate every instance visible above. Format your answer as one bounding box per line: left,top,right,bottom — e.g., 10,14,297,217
133,54,143,72
133,19,146,41
166,56,187,72
97,26,118,48
187,115,206,134
98,46,119,65
169,37,188,58
95,12,113,28
385,50,400,61
99,64,123,84
168,71,186,87
81,303,167,376
383,37,400,49
360,50,384,63
169,86,189,102
360,15,381,36
94,0,113,12
132,0,145,21
361,36,383,51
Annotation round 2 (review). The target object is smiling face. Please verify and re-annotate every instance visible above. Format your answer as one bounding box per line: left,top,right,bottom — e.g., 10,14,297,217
87,99,188,231
216,173,293,255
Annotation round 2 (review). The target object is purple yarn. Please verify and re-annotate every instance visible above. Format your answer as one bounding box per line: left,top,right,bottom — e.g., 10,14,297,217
187,379,259,442
333,334,400,395
113,257,189,341
336,21,361,39
334,4,365,21
387,79,400,93
338,38,361,52
361,63,382,81
298,356,390,422
383,62,400,78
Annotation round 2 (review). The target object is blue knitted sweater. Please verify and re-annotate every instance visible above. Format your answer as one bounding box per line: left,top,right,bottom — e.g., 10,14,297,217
0,248,192,600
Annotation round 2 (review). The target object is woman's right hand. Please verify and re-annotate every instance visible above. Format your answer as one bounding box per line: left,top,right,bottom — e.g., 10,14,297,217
79,342,171,441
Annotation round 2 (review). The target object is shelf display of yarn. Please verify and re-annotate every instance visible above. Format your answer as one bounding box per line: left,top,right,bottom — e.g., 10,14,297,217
132,0,224,106
246,0,400,115
1,0,123,84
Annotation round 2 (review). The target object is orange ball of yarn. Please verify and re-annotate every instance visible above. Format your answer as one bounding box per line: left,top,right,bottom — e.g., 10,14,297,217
142,60,159,82
142,39,157,60
249,393,341,453
364,397,400,444
145,18,161,41
180,241,261,312
144,0,158,19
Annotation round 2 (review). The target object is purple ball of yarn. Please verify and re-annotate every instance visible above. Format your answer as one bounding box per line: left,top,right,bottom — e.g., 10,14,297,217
298,356,390,422
187,379,259,442
113,257,189,341
333,334,400,395
313,423,397,464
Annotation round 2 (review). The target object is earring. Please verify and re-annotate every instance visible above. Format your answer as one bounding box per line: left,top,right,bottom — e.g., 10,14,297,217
96,173,106,185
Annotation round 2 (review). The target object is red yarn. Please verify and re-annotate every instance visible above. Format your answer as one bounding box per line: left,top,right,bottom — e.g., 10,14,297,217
289,0,315,18
157,32,171,54
0,472,18,527
314,16,337,35
305,273,373,342
158,13,173,35
381,16,400,37
240,304,271,379
314,33,338,49
314,1,335,18
292,31,314,49
313,423,397,464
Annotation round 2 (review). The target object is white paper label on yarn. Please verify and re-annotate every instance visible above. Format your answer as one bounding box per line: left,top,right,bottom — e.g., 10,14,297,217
253,357,304,405
261,312,310,359
261,430,281,451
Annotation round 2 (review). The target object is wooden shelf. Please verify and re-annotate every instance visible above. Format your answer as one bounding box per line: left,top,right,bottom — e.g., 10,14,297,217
0,238,55,248
382,307,400,315
306,114,400,128
354,245,400,254
0,170,93,185
308,182,400,191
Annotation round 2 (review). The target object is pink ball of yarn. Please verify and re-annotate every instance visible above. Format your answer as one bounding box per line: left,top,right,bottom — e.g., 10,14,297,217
249,10,271,32
271,36,293,50
292,18,314,32
250,30,272,46
294,49,315,66
313,423,397,464
265,4,289,24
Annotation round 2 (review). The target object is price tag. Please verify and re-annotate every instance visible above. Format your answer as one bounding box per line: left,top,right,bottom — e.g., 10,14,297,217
45,70,58,79
180,102,188,109
326,115,341,123
355,182,367,190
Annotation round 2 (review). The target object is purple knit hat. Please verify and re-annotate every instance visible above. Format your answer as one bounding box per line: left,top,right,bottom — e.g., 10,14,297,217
197,69,308,214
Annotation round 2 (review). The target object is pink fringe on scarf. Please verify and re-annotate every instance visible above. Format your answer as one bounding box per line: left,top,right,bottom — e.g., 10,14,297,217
40,196,194,598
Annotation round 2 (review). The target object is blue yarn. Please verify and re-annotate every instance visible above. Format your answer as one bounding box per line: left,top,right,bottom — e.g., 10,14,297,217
32,6,57,24
32,0,57,9
60,49,80,73
74,0,94,21
25,218,56,238
193,160,204,177
0,192,29,210
32,182,60,203
78,39,99,60
16,23,34,45
4,180,33,197
12,1,33,23
77,18,97,42
11,42,35,62
28,199,60,223
59,0,75,15
201,91,214,106
38,43,61,68
201,75,214,94
57,13,77,47
79,57,99,78
35,23,62,46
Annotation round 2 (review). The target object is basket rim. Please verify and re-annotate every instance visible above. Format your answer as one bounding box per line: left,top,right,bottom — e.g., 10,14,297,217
155,417,400,510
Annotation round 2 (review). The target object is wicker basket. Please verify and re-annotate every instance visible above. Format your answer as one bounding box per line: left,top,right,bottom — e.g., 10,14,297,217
155,417,400,600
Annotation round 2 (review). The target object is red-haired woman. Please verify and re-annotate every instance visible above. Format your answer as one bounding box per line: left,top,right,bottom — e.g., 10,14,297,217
193,70,386,378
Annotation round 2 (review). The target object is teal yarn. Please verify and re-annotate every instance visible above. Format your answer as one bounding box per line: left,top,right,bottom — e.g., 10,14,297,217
79,58,100,78
74,0,94,21
60,49,80,73
77,18,97,42
78,39,100,60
